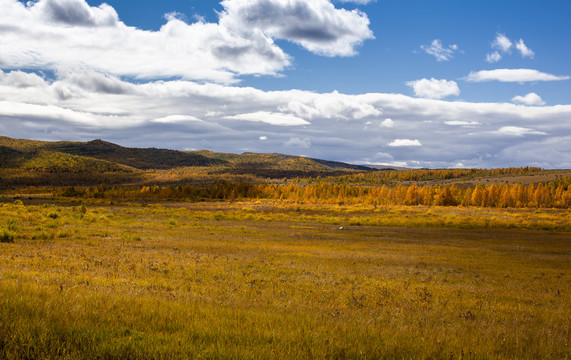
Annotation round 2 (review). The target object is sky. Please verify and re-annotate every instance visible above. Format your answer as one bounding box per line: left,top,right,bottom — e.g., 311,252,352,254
0,0,570,169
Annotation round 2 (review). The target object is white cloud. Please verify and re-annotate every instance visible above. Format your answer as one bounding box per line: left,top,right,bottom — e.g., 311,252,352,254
33,0,120,27
2,69,571,169
280,91,381,120
445,120,480,127
387,139,422,147
220,0,374,57
259,136,268,141
486,51,502,63
492,33,513,53
0,70,48,88
421,39,459,62
0,100,129,127
205,111,225,118
225,111,310,126
488,34,535,62
0,0,373,83
0,0,288,83
465,69,570,83
380,118,394,128
516,39,535,58
152,115,202,123
164,11,187,22
495,126,546,137
512,93,545,106
406,78,460,99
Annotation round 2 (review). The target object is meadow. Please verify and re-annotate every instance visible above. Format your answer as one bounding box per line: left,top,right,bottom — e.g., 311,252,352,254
0,198,569,359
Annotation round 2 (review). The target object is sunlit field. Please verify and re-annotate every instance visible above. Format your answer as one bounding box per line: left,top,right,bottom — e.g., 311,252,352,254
1,198,569,359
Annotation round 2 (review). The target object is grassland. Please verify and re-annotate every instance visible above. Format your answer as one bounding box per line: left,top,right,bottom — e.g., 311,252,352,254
0,199,569,359
1,136,569,358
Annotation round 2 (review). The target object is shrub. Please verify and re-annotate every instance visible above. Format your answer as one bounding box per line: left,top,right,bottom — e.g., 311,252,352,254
6,220,18,232
0,229,15,243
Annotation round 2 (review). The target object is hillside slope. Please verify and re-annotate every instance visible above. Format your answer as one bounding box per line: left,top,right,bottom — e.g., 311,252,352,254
0,136,370,186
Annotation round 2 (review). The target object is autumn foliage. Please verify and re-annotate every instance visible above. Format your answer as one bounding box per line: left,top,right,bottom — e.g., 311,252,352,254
52,176,571,209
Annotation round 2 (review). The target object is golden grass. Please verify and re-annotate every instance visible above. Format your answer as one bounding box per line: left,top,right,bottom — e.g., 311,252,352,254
0,200,569,359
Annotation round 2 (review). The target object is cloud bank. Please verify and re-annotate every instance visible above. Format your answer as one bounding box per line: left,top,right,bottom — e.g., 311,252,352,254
1,69,570,169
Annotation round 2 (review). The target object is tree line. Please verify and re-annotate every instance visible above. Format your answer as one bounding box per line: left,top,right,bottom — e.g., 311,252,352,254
53,178,571,209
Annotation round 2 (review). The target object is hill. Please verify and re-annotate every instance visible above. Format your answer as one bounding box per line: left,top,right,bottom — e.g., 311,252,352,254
0,147,129,173
0,136,370,186
0,137,227,170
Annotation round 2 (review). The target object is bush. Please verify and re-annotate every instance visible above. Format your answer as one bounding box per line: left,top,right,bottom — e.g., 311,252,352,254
0,229,15,243
6,220,18,232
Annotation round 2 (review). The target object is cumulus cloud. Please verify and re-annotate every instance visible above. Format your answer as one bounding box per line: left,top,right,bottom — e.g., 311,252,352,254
465,69,570,83
406,78,460,99
0,0,287,83
487,34,535,62
421,39,459,62
387,139,422,147
219,0,374,57
33,0,119,27
0,70,47,88
516,39,535,58
492,34,512,53
380,118,394,128
512,93,545,106
1,69,571,168
0,0,373,83
486,51,502,63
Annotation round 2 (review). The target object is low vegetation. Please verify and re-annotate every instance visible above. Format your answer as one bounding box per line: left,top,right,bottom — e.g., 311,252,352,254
0,199,569,359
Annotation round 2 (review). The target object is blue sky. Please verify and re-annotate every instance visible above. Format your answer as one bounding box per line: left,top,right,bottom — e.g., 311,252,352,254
1,0,570,168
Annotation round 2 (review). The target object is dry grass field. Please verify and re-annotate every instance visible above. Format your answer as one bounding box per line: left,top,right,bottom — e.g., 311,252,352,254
1,199,569,359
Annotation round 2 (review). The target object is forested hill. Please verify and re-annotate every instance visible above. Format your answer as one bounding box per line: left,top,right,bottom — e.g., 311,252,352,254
0,136,371,186
0,137,225,170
